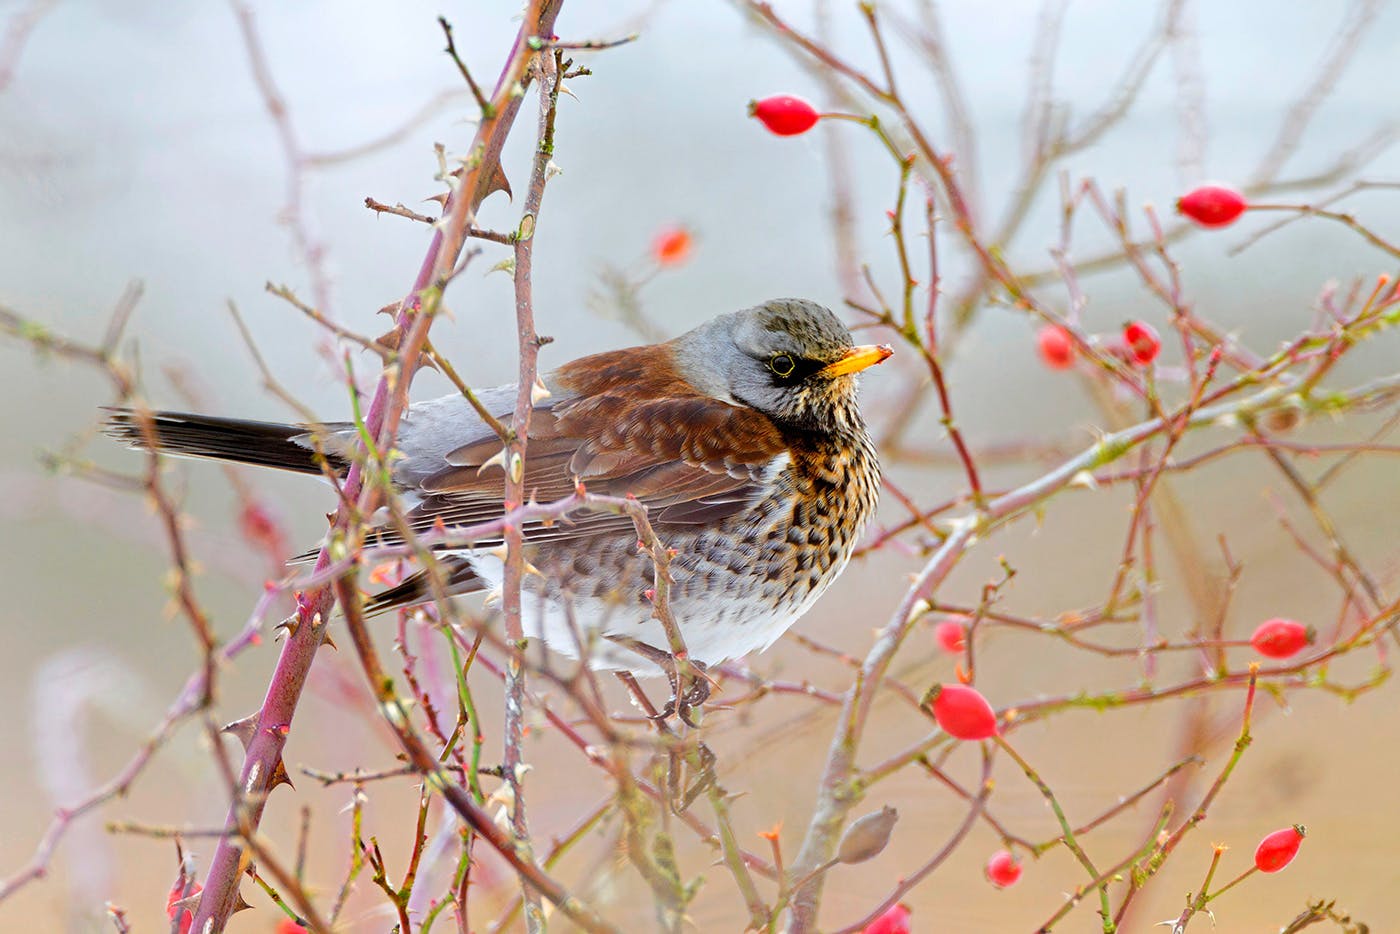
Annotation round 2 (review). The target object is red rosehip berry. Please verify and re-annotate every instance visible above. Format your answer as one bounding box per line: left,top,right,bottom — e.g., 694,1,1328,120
860,902,911,934
935,619,967,655
1177,184,1247,228
1250,618,1312,659
748,94,821,136
929,683,998,740
1036,325,1075,370
1122,320,1161,365
985,849,1023,888
165,879,201,934
238,501,286,555
1254,824,1305,873
651,226,693,267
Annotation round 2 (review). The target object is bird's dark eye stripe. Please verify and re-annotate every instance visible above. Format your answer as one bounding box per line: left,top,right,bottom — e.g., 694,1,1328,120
767,353,822,382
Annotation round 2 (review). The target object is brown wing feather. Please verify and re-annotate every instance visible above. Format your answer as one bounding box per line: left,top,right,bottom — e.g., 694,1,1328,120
397,344,789,548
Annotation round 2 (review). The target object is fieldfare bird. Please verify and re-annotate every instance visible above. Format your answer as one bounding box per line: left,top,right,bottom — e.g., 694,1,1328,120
106,299,890,689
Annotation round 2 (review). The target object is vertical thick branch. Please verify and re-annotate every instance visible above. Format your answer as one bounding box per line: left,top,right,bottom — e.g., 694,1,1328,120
501,46,562,934
190,3,564,930
786,524,972,930
782,373,1329,928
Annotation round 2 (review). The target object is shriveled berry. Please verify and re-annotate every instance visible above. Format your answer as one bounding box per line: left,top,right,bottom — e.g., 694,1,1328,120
985,849,1023,888
837,805,899,864
1254,824,1305,872
1177,184,1247,228
1122,320,1161,365
652,226,693,267
749,95,821,136
860,902,911,934
1036,325,1074,369
935,619,967,655
929,683,998,740
1250,618,1312,659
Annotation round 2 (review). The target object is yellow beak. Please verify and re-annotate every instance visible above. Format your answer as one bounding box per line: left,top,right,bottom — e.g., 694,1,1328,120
819,343,894,378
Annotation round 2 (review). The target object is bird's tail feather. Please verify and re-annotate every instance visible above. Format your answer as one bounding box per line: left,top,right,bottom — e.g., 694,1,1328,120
103,408,348,475
362,557,486,614
106,407,485,614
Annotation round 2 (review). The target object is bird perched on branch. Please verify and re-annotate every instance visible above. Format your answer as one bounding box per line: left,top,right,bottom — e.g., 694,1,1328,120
107,299,890,713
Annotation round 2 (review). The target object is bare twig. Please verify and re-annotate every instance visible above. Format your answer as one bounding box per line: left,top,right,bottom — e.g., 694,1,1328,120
0,0,55,93
1248,0,1384,186
498,43,565,934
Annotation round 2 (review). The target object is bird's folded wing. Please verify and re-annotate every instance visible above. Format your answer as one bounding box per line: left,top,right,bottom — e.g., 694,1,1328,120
381,389,790,550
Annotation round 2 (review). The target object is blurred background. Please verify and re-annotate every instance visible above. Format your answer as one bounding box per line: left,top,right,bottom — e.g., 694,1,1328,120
2,0,1398,930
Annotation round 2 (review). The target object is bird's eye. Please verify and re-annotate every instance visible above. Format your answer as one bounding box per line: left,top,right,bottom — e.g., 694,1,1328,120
768,353,796,378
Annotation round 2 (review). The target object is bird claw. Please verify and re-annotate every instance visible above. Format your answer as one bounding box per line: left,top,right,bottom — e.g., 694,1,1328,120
609,636,714,726
654,659,711,728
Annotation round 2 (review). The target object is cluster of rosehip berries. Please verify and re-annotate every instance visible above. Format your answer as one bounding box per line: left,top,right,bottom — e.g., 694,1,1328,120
744,97,1253,378
744,97,1250,378
1032,184,1250,371
911,610,1309,901
750,90,1306,927
857,826,1302,931
1035,318,1163,372
749,94,1306,926
748,93,1247,226
927,616,1309,725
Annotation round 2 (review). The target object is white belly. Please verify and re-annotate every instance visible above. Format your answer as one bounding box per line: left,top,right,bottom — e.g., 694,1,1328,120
466,551,845,676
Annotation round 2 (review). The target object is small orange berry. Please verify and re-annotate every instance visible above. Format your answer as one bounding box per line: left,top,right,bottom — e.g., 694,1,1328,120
652,226,693,267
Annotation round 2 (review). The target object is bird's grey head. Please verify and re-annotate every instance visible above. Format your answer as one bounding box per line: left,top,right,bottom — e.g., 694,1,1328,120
672,299,892,434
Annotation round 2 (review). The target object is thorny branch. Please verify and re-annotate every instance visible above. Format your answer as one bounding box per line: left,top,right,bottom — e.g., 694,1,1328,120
498,43,565,934
189,3,568,930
